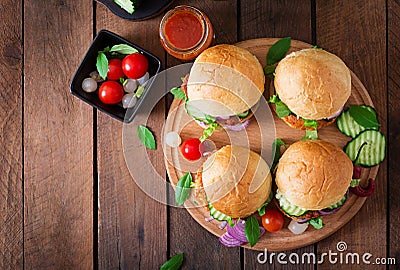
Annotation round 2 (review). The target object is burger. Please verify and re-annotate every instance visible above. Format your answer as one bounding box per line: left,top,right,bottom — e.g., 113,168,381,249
271,48,351,130
181,44,265,131
275,140,353,227
195,145,272,219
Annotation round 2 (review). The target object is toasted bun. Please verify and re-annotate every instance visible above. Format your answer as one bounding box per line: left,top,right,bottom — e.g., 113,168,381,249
281,114,335,130
201,145,272,218
187,44,265,117
274,48,351,120
276,140,353,210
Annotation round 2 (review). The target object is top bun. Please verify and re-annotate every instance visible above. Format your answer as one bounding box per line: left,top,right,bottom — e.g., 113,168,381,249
202,145,272,218
274,48,351,120
275,140,353,210
187,44,265,117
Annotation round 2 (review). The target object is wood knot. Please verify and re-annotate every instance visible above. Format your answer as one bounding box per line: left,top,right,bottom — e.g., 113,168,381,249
3,44,21,66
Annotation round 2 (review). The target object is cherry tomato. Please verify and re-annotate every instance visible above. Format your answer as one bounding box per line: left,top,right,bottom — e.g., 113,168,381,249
107,58,125,81
122,53,149,79
261,209,284,232
98,81,124,104
181,138,202,161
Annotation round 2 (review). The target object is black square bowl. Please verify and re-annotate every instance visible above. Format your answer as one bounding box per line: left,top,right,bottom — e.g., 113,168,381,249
70,29,161,123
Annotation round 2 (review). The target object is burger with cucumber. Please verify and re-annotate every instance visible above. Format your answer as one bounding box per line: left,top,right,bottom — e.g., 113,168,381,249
275,140,353,228
181,44,265,131
270,48,351,130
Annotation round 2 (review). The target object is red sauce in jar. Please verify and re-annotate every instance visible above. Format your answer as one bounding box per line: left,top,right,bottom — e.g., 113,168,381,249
165,11,203,50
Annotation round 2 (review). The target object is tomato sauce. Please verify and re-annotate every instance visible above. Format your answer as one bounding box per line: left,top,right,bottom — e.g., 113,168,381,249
164,11,203,50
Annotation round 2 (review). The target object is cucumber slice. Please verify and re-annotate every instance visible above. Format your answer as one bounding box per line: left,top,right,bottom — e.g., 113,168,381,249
276,189,308,217
337,106,379,138
345,130,386,167
208,201,231,221
327,193,347,210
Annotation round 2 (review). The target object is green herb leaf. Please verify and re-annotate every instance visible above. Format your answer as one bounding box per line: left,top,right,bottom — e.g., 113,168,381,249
189,181,196,188
350,178,362,187
312,45,323,50
302,129,318,140
267,37,291,65
269,95,279,103
199,123,218,142
227,218,235,227
96,52,108,80
170,87,187,101
271,138,286,171
137,125,156,150
348,105,380,129
114,0,135,14
257,191,274,216
135,85,145,98
175,172,192,206
269,95,291,118
245,216,260,247
160,253,184,270
102,46,111,53
303,119,318,130
264,65,276,79
110,44,138,54
308,217,323,229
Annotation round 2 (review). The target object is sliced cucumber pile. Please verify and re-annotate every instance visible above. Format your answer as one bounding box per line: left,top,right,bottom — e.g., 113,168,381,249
276,189,308,217
337,105,378,138
345,130,386,167
208,201,231,221
327,193,347,210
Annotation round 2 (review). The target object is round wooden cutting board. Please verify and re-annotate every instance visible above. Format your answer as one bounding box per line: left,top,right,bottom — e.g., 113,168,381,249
164,38,379,251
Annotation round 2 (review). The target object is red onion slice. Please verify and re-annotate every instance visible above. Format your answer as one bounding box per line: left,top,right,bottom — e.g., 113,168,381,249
353,166,362,179
326,106,344,120
350,178,376,197
227,220,247,242
219,221,228,230
317,207,341,216
297,218,310,224
219,231,244,247
223,120,251,131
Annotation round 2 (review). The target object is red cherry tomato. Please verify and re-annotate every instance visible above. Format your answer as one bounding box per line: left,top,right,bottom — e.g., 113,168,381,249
122,53,149,79
107,58,125,81
181,138,202,161
261,209,284,232
98,81,124,104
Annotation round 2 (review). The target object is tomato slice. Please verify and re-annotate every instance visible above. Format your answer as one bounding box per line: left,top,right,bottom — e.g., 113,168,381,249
261,209,284,232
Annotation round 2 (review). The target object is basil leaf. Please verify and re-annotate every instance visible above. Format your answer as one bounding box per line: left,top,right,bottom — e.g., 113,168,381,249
245,216,260,247
175,172,192,206
275,101,291,118
271,138,286,171
96,52,108,80
267,37,291,65
308,217,323,229
264,65,276,79
110,44,138,54
257,191,274,216
348,105,380,129
302,129,318,140
135,85,145,98
137,125,156,150
350,178,362,187
160,253,184,270
303,119,318,130
114,0,135,14
170,87,187,101
199,123,218,142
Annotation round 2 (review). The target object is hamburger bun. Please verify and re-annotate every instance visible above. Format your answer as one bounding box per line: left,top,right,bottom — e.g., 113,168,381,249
200,145,272,218
276,140,353,210
274,48,351,120
187,44,265,117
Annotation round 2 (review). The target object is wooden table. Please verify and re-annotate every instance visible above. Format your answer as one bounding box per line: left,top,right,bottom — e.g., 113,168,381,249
1,1,398,269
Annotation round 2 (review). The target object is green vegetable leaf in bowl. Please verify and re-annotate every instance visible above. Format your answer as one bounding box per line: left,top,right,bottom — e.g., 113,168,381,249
114,0,135,14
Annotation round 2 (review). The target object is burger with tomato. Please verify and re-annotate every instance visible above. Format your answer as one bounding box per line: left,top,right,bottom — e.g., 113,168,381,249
274,140,353,228
270,48,351,130
179,44,265,131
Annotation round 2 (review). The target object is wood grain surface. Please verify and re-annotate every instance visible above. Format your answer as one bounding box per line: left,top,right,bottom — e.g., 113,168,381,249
0,0,22,269
23,0,94,268
0,0,397,269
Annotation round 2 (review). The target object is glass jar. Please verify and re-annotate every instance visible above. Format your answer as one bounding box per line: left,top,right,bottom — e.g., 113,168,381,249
159,5,214,61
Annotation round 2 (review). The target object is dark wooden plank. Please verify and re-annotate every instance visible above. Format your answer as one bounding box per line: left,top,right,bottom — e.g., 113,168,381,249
240,1,314,269
0,0,23,268
166,1,241,269
388,0,400,268
23,0,93,268
316,1,387,269
95,4,168,269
